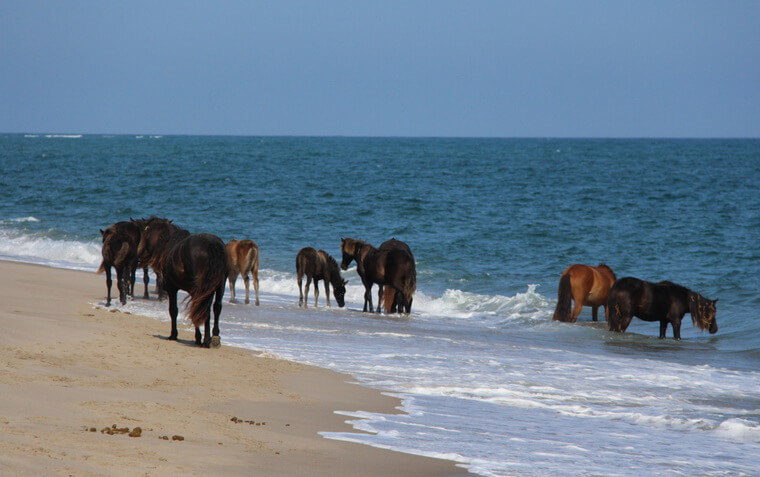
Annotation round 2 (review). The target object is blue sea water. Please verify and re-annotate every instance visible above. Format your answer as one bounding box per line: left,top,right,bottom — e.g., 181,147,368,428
1,134,759,476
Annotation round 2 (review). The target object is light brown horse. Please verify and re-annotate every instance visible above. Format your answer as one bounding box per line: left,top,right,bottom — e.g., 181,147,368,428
226,239,260,305
552,263,617,323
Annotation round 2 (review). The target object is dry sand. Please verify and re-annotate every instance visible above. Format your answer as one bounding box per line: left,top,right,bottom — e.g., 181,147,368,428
0,260,469,476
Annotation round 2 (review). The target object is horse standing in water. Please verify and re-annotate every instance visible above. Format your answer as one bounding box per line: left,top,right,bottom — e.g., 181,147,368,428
162,233,228,348
129,217,153,299
607,277,718,340
296,247,347,308
226,239,260,305
137,217,189,300
98,221,141,306
378,238,416,314
340,238,416,314
552,263,617,323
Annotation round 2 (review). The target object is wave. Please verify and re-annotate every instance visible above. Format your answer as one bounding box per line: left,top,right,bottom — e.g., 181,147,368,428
1,216,40,224
44,134,82,138
0,226,101,271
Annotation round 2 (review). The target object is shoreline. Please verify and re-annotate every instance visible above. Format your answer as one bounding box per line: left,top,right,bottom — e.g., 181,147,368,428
0,260,469,476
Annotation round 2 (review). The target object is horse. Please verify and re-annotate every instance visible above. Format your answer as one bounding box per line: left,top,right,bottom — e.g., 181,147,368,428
378,238,416,314
137,217,189,300
162,233,228,348
226,239,260,305
129,217,153,299
606,277,718,340
340,238,416,314
296,247,347,308
552,263,617,323
97,221,140,306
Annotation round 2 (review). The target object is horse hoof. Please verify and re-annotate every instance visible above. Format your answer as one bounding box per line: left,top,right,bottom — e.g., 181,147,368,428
211,336,221,348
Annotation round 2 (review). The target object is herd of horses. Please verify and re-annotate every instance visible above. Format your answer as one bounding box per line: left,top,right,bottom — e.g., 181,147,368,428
98,218,718,348
98,217,417,347
551,263,718,340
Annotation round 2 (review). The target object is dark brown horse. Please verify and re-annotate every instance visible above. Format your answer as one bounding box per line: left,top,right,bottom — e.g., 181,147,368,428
97,221,140,306
226,239,260,305
340,238,416,314
378,238,416,314
162,233,228,348
607,277,718,340
137,217,189,300
296,247,347,308
552,263,617,323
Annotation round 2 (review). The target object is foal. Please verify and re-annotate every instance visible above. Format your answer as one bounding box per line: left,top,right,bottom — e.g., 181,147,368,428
226,239,260,305
296,247,347,308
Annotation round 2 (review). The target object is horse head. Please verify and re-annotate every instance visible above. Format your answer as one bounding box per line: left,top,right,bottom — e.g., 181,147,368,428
333,279,348,307
340,238,362,270
689,293,719,334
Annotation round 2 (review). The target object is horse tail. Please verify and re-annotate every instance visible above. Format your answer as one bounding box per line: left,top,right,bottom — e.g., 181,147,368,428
402,256,417,313
552,273,572,322
382,287,395,314
248,242,258,276
188,240,228,328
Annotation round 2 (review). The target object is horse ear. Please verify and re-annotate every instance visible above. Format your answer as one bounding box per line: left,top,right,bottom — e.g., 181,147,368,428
100,229,105,236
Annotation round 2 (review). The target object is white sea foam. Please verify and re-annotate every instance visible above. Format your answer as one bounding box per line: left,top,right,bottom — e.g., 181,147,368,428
0,227,100,270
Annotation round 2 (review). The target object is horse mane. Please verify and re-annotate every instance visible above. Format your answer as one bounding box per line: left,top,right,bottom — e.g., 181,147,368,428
688,291,713,332
597,263,617,281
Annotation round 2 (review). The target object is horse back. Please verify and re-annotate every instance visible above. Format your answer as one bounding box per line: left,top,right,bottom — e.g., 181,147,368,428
296,247,326,279
228,239,258,273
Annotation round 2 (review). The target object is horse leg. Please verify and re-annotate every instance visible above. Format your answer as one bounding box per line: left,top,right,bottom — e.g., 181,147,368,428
252,267,260,306
116,265,127,305
157,272,166,301
305,276,312,308
377,285,384,314
195,325,203,346
243,273,250,304
104,266,113,307
168,289,179,340
228,272,238,303
142,267,150,299
362,280,374,312
129,265,136,298
212,283,223,341
659,321,669,339
324,280,331,307
591,305,599,322
313,278,320,307
671,315,683,340
297,273,304,307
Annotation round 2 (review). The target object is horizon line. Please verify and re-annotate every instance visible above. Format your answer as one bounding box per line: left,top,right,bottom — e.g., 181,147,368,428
3,131,759,141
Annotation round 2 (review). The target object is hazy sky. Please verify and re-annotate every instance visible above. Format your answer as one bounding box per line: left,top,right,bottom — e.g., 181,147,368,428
2,1,758,137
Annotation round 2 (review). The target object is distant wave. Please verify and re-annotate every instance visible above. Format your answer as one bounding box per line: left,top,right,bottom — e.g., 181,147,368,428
44,134,83,138
1,216,40,223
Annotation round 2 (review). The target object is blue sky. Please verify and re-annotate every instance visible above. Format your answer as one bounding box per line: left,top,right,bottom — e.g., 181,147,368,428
1,1,758,137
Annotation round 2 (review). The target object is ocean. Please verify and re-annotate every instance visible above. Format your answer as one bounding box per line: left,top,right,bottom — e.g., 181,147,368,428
1,134,758,476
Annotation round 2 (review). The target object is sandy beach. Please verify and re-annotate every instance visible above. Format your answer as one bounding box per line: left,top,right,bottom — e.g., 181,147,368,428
0,260,467,476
